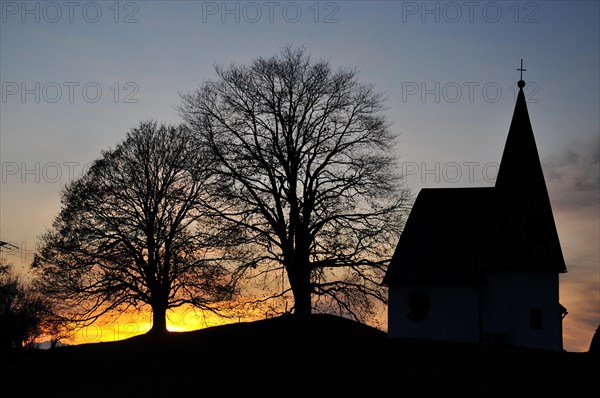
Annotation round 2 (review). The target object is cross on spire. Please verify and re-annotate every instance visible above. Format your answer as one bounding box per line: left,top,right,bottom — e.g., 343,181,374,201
517,59,526,80
517,59,526,88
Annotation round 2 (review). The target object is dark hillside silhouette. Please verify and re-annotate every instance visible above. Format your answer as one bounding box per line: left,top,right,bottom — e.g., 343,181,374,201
1,314,598,393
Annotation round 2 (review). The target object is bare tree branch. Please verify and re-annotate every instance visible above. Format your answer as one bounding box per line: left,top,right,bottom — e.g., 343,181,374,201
179,44,411,323
31,121,236,335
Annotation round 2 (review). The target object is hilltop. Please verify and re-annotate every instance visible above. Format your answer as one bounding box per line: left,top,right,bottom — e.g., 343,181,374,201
1,314,598,393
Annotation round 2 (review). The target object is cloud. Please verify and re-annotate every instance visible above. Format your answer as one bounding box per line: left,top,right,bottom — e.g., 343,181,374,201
543,135,600,209
542,135,600,352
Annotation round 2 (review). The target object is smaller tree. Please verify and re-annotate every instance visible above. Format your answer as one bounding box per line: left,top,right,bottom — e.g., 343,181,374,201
0,262,52,350
32,121,235,335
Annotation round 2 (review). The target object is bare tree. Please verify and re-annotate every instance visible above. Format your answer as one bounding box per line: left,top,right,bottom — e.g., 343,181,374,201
0,262,52,350
178,45,411,321
32,121,233,335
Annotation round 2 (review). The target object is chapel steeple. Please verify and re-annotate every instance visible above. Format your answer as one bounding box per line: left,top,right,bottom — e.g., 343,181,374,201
495,59,541,191
493,60,567,273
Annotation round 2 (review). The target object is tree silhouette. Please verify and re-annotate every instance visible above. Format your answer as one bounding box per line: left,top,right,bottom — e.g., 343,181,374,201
32,121,233,335
0,262,52,350
178,45,410,320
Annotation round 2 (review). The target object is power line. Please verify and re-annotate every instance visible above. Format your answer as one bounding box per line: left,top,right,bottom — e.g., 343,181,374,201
0,241,18,250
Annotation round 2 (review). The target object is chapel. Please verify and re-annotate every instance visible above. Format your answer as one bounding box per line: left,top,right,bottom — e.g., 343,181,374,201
382,64,568,352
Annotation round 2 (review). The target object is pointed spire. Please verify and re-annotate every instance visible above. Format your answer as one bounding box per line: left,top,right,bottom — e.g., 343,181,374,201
495,72,538,191
493,61,566,273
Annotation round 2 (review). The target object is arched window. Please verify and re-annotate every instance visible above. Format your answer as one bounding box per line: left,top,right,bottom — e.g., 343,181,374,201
407,288,431,321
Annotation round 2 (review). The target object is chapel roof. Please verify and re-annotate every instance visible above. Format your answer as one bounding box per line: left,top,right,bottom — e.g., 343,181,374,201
382,76,567,286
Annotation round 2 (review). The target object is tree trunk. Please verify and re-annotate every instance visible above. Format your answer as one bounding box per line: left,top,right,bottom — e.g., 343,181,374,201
293,284,312,318
287,256,312,318
149,301,168,335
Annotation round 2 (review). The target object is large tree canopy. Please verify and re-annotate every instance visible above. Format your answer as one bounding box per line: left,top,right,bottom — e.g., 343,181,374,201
179,45,411,321
32,121,233,334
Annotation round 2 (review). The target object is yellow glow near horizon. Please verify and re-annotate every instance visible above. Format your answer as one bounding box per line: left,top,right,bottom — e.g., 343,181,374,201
65,307,237,345
62,304,272,346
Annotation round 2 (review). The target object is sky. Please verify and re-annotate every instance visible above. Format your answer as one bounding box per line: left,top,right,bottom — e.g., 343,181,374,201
0,0,598,352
